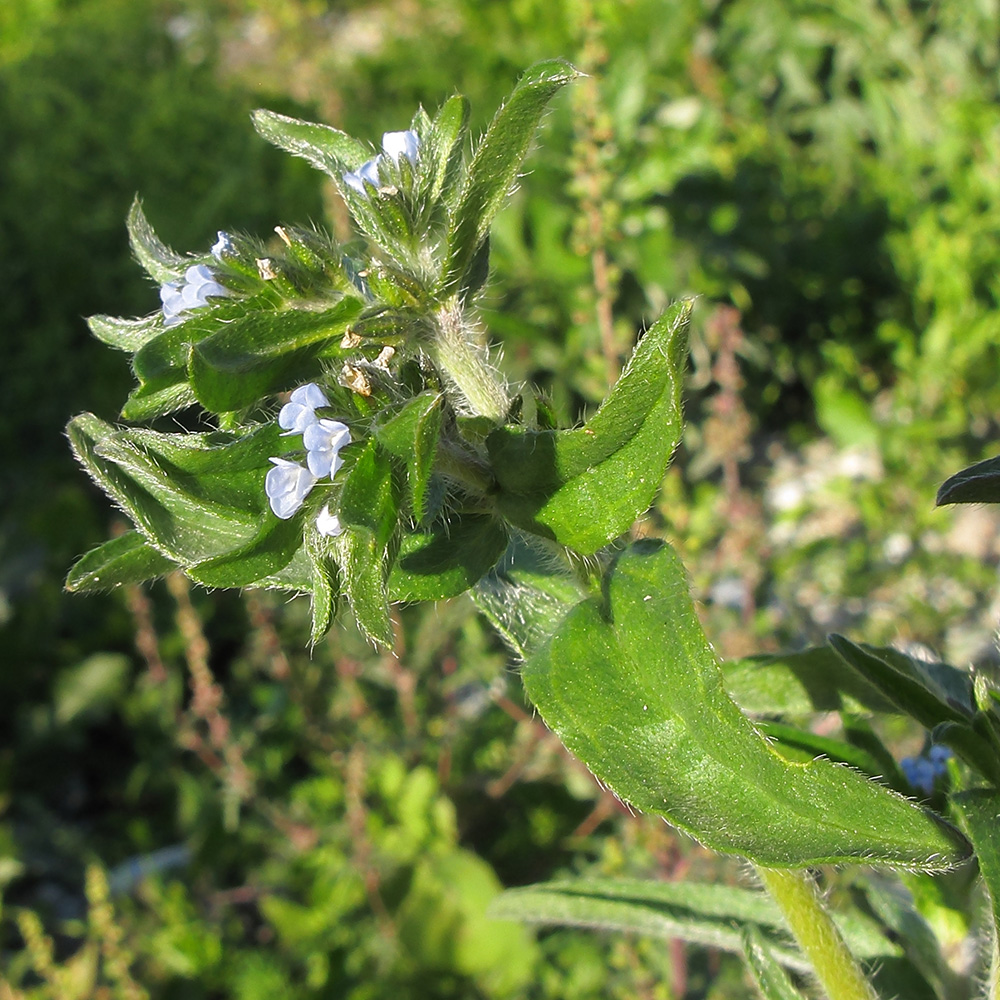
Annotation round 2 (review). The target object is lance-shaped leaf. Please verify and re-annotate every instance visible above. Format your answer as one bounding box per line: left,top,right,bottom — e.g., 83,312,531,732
375,392,443,522
66,531,177,593
828,635,975,728
336,441,399,646
488,300,690,554
121,377,197,422
127,198,187,283
251,110,370,178
103,423,281,515
936,455,1000,505
488,878,897,974
68,415,270,566
337,527,393,648
188,298,363,412
722,647,897,717
742,929,808,1000
87,313,162,353
444,60,579,293
189,516,304,589
425,95,469,208
305,540,338,645
389,513,508,603
521,540,969,867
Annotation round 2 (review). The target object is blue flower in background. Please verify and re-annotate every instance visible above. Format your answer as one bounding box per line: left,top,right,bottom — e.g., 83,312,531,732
901,745,952,794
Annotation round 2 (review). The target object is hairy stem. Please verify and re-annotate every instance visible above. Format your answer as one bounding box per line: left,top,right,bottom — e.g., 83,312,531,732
429,299,509,422
755,866,878,1000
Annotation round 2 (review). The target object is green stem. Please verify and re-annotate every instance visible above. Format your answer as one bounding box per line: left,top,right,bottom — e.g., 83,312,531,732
429,299,509,422
755,867,878,1000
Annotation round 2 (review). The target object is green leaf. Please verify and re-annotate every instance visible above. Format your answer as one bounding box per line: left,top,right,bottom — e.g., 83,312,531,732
488,300,690,553
375,392,443,522
473,536,585,659
828,635,975,728
68,414,265,567
723,647,898,717
389,514,508,603
189,515,303,589
188,299,363,411
742,928,808,1000
488,878,897,975
54,654,131,727
339,440,398,552
860,873,956,997
521,540,969,867
339,527,393,648
308,551,338,645
937,454,1000,505
87,313,162,353
251,109,370,178
127,198,187,283
426,95,470,207
756,721,888,777
444,60,580,293
108,423,281,514
120,378,197,421
66,531,177,592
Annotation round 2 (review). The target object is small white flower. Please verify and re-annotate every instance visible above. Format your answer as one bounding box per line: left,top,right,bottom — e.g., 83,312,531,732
316,505,344,537
160,263,229,327
211,231,235,258
381,130,420,164
265,458,316,519
278,383,329,434
343,157,383,194
303,418,351,477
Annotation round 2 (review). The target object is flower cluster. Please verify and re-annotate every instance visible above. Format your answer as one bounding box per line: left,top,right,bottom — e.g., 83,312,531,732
343,130,420,194
265,383,351,536
159,234,234,327
900,744,952,794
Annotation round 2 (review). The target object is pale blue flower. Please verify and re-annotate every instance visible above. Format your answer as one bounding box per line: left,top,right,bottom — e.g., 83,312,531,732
278,383,329,434
343,158,383,194
160,263,229,327
303,418,351,477
211,231,235,258
316,505,344,537
342,130,420,195
381,130,420,164
265,458,316,519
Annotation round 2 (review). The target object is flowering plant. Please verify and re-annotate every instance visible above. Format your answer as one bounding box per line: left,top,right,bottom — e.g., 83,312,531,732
67,61,1000,999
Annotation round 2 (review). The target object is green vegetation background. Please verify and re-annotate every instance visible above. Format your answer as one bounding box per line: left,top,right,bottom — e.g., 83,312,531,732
3,0,1000,995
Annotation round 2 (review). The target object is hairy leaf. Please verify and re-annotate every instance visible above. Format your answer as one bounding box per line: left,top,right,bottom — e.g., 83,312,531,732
66,531,177,592
444,60,579,293
936,454,1000,505
389,514,508,603
521,540,969,867
188,298,363,411
488,300,690,553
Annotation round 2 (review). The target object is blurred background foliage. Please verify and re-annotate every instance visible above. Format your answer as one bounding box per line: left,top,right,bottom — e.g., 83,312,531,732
3,0,1000,995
